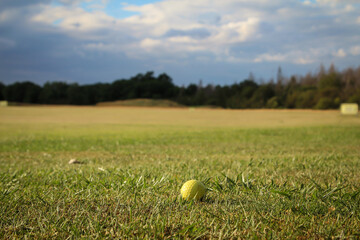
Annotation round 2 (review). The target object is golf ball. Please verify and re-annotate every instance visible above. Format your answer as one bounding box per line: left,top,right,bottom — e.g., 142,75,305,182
180,180,207,201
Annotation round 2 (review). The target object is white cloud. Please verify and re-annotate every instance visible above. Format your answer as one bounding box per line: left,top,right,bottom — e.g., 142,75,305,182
31,6,119,33
254,49,320,64
168,36,196,44
59,0,91,6
110,0,359,63
140,38,162,51
318,0,360,3
350,46,360,56
254,53,287,63
315,0,359,6
302,1,313,6
213,18,260,44
2,0,360,75
116,2,263,60
344,4,355,12
295,58,314,65
333,48,346,58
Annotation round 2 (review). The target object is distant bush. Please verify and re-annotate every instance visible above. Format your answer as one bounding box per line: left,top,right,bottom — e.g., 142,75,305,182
266,96,279,109
315,97,335,109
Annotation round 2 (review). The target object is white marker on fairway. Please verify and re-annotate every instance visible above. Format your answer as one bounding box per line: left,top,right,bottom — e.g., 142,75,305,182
340,103,358,115
180,180,207,201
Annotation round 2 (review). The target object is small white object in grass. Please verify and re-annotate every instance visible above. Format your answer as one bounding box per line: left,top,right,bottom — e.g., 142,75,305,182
68,159,82,164
340,103,358,115
0,101,8,107
98,167,105,171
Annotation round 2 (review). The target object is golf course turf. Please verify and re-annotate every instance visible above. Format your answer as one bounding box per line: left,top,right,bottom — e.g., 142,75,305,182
0,106,359,239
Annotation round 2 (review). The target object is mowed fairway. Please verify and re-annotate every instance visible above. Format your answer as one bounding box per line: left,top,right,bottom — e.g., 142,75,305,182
0,106,359,239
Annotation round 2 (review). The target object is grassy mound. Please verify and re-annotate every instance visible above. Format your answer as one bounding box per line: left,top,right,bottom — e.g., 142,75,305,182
96,98,184,107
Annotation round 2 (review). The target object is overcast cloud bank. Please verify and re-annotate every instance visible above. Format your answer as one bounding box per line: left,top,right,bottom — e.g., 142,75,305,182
0,0,359,85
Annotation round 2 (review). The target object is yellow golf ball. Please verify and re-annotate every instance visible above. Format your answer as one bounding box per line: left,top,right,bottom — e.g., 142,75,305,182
180,180,207,201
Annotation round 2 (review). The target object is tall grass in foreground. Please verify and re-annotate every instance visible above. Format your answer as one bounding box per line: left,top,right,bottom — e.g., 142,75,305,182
0,108,359,239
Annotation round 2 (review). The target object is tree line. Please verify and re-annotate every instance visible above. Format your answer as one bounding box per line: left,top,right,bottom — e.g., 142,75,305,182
1,64,360,109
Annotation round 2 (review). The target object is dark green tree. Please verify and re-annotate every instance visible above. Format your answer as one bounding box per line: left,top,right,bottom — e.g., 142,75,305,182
40,82,69,104
0,82,5,100
4,81,41,103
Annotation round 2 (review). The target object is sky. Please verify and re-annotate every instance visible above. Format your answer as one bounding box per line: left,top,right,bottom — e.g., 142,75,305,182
0,0,359,86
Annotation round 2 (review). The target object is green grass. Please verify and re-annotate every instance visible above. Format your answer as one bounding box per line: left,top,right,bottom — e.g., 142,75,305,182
0,107,359,239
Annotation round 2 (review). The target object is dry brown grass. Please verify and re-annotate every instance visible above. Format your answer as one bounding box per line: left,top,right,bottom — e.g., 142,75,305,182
0,106,358,128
